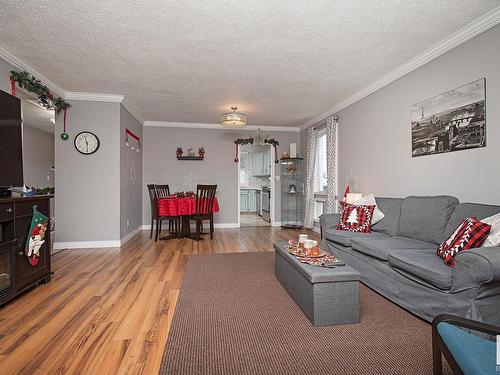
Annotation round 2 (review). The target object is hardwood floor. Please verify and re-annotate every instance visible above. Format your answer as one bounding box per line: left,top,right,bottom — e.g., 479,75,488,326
0,227,318,375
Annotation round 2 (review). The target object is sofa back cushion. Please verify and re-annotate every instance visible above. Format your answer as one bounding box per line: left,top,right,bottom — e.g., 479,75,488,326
397,196,459,244
371,197,403,237
443,203,500,240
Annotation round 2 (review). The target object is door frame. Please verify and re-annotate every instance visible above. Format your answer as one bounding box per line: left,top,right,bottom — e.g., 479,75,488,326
237,144,275,227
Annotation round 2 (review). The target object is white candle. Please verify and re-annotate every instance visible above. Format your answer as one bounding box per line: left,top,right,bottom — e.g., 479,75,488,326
298,234,308,244
304,239,314,250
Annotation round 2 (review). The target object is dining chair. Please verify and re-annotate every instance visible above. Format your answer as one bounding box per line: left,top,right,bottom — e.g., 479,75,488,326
147,184,159,240
154,184,174,234
432,314,500,375
147,184,179,241
184,184,217,241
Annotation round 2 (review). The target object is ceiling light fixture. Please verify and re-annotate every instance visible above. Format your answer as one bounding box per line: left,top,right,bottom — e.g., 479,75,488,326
221,106,247,127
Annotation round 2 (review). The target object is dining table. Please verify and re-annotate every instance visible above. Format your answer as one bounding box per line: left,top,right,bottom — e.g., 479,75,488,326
157,195,220,240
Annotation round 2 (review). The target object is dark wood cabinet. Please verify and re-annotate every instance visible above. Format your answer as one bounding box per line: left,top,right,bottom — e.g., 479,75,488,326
0,195,52,306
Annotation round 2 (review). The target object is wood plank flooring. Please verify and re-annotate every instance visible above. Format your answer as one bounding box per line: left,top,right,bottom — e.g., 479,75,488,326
0,227,318,375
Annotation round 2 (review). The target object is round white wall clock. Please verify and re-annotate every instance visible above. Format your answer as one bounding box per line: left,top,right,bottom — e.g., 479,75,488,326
74,131,100,155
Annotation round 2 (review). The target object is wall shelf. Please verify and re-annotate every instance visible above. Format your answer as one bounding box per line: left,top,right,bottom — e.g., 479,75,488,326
177,155,204,161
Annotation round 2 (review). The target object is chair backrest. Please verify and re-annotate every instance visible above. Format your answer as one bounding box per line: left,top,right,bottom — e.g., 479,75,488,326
155,184,171,198
195,184,217,215
147,184,159,218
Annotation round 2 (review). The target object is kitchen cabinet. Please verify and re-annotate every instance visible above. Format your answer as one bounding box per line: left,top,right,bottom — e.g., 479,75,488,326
248,190,257,212
240,189,259,213
263,151,271,176
252,151,271,177
252,152,263,176
240,190,249,212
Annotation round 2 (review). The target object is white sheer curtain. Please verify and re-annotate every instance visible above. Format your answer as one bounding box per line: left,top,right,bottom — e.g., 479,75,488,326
325,115,338,213
304,127,318,228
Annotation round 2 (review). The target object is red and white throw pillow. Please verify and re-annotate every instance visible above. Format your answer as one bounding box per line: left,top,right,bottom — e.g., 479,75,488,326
337,202,375,233
437,217,491,267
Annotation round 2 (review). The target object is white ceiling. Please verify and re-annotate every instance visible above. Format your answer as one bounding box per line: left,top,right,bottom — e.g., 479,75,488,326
0,1,498,127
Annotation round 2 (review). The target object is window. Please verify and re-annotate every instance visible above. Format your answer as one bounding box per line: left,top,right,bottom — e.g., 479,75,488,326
313,129,329,221
239,152,249,186
314,131,328,193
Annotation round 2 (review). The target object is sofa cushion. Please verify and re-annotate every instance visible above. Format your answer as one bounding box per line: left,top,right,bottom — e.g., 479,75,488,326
351,236,435,261
389,249,453,290
444,203,500,240
337,202,375,233
437,217,491,267
352,193,385,224
324,229,388,247
398,195,459,244
371,197,403,237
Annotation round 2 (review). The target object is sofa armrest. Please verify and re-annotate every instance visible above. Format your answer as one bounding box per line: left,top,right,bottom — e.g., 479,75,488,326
319,213,339,239
451,247,500,291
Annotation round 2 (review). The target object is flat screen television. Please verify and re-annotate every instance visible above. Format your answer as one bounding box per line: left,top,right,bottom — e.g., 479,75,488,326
0,90,23,192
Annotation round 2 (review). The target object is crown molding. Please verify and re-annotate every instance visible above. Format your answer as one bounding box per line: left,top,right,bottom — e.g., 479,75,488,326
144,121,300,132
64,91,125,102
0,43,66,97
300,6,500,131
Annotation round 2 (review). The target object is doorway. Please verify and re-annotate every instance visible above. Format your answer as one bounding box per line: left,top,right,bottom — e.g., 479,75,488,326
238,143,273,227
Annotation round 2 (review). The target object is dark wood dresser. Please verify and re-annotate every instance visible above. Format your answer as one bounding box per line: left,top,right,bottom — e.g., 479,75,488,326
0,195,52,306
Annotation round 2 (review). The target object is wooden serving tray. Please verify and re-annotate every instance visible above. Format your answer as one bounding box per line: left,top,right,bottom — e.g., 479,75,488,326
287,246,327,258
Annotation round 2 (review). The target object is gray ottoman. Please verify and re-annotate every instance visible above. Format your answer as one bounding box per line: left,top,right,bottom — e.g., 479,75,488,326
274,241,360,326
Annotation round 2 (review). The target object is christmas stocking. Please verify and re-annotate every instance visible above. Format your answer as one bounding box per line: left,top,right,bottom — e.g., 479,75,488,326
25,206,49,267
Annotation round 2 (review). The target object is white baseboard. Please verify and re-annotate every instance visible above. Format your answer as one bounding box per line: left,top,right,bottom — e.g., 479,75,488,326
120,226,143,246
141,223,239,230
272,221,282,227
214,223,239,228
53,240,121,250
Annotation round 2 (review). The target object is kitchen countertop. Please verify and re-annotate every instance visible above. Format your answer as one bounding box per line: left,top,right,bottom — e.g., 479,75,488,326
240,187,262,191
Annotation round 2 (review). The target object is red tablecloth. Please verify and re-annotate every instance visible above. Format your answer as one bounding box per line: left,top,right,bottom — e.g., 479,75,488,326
157,196,219,217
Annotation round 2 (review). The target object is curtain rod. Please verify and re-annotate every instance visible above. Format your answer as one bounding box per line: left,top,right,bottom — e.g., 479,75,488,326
313,116,338,130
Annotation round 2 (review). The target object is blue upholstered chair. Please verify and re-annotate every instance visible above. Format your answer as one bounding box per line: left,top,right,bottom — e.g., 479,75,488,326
432,314,500,375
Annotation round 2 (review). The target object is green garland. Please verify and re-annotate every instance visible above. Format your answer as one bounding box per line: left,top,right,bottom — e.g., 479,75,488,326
10,70,71,112
234,137,254,145
264,138,279,147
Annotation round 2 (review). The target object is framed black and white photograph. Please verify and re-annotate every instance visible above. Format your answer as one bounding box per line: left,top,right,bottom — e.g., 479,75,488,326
411,78,486,157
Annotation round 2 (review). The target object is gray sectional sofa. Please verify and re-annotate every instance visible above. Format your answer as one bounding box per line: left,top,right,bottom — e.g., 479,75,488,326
320,196,500,326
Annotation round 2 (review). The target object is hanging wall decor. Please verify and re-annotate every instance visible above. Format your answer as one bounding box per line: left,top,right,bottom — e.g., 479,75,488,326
233,137,254,162
10,70,72,141
125,128,141,152
411,78,486,157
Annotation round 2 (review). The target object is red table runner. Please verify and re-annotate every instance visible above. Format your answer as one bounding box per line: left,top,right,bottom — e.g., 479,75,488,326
158,196,219,217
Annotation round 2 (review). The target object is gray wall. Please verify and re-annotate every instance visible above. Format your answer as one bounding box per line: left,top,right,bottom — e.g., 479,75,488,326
0,58,13,94
55,101,121,242
120,104,143,237
22,125,55,187
302,24,500,205
142,127,300,225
